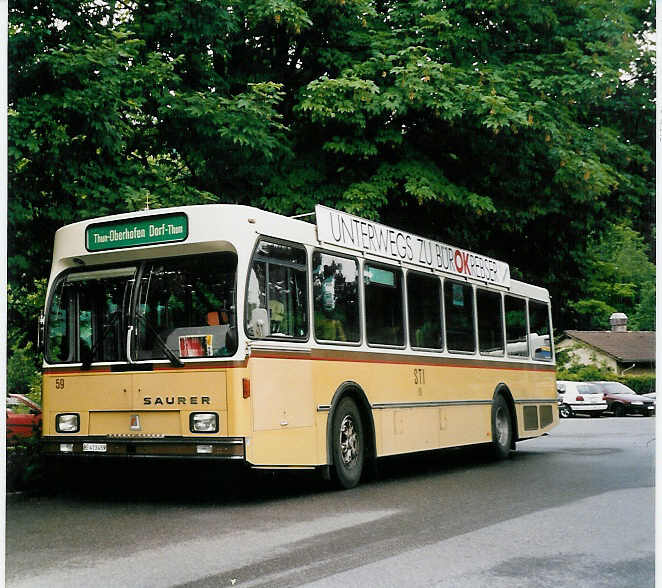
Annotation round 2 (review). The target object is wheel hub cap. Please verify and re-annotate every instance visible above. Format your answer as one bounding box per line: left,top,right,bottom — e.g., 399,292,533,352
339,415,359,466
495,407,509,445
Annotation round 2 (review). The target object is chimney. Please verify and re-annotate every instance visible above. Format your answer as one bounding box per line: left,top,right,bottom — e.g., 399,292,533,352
609,312,628,332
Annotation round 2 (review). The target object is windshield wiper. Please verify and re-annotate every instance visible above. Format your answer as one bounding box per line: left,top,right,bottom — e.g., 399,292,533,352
81,311,123,371
134,312,184,368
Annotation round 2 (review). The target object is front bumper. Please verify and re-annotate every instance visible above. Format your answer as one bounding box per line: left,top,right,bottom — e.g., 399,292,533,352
629,405,656,416
42,436,245,460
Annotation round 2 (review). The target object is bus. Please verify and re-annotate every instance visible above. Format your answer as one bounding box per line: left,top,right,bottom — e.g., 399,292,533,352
40,204,557,488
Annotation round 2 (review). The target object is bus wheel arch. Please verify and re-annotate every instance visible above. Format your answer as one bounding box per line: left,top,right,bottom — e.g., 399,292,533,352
326,381,376,486
493,384,518,451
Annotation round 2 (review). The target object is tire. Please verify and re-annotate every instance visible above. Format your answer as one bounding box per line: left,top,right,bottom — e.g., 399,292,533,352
559,404,573,419
331,397,364,489
491,395,513,460
612,403,625,417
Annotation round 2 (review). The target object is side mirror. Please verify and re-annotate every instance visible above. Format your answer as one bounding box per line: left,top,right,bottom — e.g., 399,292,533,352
249,308,269,338
37,312,45,351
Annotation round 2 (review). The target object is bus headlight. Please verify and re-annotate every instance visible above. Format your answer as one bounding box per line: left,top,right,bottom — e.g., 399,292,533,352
56,413,80,433
190,413,218,433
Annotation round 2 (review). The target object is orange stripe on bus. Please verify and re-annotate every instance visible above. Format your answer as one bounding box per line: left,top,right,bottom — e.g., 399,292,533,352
43,354,554,374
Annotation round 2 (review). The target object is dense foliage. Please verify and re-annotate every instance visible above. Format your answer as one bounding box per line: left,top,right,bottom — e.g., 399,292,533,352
8,1,655,390
570,223,655,329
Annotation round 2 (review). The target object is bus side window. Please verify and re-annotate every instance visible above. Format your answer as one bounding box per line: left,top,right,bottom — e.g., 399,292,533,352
529,300,553,361
444,281,475,353
246,240,308,340
407,272,442,349
313,251,360,343
505,295,528,357
364,264,404,347
477,289,504,356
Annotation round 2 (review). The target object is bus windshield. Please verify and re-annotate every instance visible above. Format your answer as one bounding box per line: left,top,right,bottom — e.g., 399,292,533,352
46,267,136,364
135,253,237,360
45,252,238,364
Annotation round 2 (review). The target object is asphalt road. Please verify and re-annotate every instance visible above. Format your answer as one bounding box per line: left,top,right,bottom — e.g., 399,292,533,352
5,416,656,587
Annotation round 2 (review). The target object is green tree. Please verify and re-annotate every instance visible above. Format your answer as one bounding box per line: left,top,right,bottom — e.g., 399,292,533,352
285,0,654,328
8,0,655,380
8,0,291,380
9,1,289,284
570,223,655,329
6,280,46,397
631,281,655,330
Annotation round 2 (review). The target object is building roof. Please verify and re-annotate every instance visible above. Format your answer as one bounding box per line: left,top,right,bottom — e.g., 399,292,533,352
563,330,656,363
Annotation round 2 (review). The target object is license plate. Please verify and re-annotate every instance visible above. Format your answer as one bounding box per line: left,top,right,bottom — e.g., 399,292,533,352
83,442,107,453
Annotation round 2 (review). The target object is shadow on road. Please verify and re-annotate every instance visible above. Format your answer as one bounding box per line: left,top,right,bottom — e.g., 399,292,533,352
40,444,513,504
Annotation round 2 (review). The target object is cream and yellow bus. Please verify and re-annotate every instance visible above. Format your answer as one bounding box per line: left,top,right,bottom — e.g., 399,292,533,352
41,204,557,488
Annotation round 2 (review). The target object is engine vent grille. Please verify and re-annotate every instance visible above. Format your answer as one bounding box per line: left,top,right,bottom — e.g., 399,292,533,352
539,405,554,428
523,406,539,430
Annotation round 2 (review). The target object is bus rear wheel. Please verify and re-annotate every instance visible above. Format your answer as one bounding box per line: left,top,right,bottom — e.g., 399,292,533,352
490,395,513,460
332,397,364,489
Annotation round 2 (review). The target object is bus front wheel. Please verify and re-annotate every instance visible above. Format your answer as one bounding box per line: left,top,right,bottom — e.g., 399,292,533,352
332,397,364,489
491,395,513,460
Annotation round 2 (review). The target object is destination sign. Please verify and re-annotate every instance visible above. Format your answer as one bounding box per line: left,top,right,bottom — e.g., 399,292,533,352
315,205,510,287
86,213,188,251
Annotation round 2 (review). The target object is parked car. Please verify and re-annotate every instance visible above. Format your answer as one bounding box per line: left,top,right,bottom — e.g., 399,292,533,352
6,394,42,443
593,381,655,417
556,381,608,418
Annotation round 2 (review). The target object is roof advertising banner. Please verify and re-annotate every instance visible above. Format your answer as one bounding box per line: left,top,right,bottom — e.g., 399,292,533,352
315,205,510,287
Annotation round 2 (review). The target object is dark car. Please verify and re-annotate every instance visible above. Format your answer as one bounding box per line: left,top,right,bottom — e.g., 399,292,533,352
6,394,42,443
594,381,655,417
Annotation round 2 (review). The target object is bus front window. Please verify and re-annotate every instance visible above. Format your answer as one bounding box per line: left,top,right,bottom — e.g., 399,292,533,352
45,267,136,364
135,252,238,360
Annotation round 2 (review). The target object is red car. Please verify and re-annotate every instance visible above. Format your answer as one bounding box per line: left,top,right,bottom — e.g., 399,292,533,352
6,394,42,443
594,382,656,417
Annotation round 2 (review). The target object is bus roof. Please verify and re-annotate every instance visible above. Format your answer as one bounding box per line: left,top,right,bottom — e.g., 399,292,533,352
49,204,549,301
